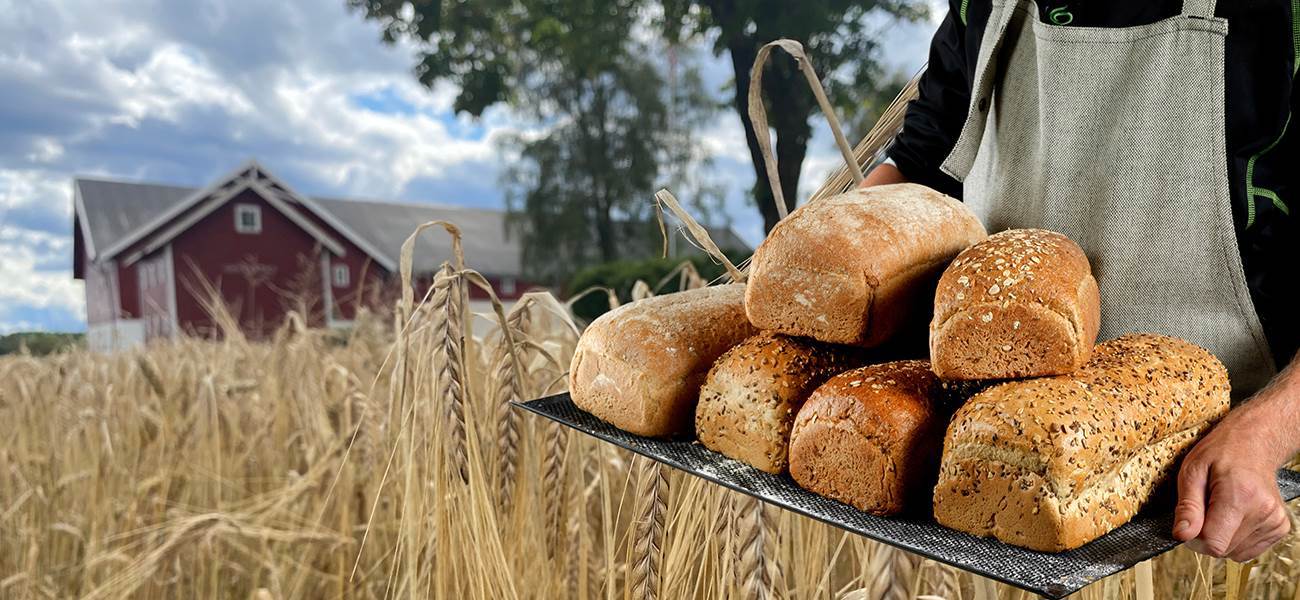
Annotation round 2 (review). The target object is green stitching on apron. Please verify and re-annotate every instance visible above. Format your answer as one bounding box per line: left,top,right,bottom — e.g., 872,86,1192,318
960,0,970,26
1244,0,1299,227
1048,6,1074,25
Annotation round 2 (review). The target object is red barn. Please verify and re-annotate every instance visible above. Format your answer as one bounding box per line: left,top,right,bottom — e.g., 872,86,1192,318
73,161,531,351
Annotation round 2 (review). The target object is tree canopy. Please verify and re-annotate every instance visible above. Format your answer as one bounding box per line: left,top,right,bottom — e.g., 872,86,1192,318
350,0,926,279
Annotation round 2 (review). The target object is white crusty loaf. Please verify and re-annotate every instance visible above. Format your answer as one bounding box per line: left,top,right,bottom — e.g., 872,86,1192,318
933,334,1231,552
745,183,986,347
695,332,871,474
569,285,757,437
930,229,1101,380
788,360,954,515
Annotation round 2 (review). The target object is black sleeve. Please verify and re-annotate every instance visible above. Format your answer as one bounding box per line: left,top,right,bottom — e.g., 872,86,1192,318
887,2,975,199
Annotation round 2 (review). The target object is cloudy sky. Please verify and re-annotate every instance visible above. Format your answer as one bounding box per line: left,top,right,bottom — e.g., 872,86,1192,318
0,0,943,333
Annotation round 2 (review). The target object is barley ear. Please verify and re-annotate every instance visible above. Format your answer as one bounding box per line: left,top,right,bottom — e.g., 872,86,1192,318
430,262,468,483
542,421,568,555
735,495,782,599
490,300,530,515
630,458,668,600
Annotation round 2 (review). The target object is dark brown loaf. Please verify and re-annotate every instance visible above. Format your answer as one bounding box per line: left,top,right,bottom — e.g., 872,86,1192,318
930,228,1101,380
788,360,950,515
745,184,986,347
569,285,757,437
695,332,870,474
933,334,1231,552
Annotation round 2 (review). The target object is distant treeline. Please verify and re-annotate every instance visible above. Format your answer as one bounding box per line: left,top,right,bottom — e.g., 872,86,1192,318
0,332,84,356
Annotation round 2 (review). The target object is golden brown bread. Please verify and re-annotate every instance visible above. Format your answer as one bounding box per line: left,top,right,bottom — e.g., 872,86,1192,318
569,285,757,437
930,229,1101,380
745,184,986,347
933,334,1231,552
695,332,870,474
788,360,953,515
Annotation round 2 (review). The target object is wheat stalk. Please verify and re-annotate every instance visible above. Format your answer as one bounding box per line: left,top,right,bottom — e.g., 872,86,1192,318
735,495,782,599
430,262,468,483
630,458,668,600
868,543,921,600
543,421,568,555
491,301,530,514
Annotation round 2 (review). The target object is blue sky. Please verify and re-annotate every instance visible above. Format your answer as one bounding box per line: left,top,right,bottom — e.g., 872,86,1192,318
0,0,942,333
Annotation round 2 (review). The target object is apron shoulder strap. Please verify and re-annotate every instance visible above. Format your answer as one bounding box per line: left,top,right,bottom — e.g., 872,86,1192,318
1182,0,1216,19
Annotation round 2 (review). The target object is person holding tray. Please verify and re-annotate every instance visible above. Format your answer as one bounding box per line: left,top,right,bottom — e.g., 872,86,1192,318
862,0,1299,561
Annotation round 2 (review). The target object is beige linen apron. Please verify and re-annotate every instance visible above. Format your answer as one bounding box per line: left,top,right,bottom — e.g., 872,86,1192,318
940,0,1277,397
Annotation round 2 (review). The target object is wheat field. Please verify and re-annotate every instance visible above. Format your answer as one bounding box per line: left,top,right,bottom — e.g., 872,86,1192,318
2,224,1298,599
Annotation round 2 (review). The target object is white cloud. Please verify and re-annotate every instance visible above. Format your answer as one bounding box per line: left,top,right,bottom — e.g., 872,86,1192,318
0,0,942,331
0,228,85,326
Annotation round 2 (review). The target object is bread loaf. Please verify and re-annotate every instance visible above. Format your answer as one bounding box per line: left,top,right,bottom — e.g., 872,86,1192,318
569,285,757,437
930,229,1101,380
745,183,986,347
695,332,871,473
788,360,954,515
933,334,1231,552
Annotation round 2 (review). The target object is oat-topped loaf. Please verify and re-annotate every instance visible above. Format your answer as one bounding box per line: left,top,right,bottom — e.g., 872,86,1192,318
569,285,757,437
695,332,871,473
930,228,1101,380
788,360,957,515
933,334,1231,552
745,183,986,347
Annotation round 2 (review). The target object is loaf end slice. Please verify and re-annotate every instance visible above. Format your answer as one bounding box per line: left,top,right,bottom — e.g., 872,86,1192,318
933,333,1231,551
570,285,756,437
930,229,1101,380
696,333,869,473
788,360,947,515
746,183,986,346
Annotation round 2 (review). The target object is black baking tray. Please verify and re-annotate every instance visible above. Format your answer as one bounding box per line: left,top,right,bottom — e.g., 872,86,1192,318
517,393,1300,599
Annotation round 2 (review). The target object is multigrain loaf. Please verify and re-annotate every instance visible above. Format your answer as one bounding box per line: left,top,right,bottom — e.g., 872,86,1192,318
930,229,1101,380
695,332,872,474
745,184,986,347
788,360,959,515
569,285,757,437
933,334,1231,552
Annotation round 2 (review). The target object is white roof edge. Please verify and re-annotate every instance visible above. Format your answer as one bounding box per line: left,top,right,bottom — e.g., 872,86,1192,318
255,168,399,272
123,179,348,265
97,159,261,260
73,180,97,260
311,194,493,214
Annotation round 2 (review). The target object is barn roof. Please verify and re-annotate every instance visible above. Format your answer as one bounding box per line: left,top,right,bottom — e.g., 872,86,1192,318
73,165,751,278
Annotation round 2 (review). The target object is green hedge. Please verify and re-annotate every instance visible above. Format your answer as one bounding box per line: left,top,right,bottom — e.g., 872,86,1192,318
0,332,84,356
566,251,750,323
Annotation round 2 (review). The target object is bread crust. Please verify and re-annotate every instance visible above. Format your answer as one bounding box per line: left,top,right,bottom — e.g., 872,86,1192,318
933,334,1231,551
746,184,986,346
788,360,950,515
930,229,1101,380
569,285,757,437
695,333,870,473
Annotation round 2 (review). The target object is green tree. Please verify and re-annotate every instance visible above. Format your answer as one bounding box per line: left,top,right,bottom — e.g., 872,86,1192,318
350,1,927,240
352,0,723,284
660,0,928,231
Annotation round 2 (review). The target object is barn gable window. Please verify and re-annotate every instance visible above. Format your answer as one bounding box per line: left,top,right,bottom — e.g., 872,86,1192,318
333,264,350,288
234,204,262,234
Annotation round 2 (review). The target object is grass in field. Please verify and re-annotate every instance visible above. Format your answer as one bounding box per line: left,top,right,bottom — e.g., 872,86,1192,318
1,223,1296,599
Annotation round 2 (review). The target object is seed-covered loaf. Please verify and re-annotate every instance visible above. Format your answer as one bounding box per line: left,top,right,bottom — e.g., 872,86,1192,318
569,285,757,437
930,229,1101,380
695,332,871,474
746,184,986,347
933,334,1231,552
788,360,957,515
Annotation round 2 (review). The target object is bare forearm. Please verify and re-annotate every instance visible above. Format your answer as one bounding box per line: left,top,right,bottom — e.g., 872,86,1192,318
861,163,910,187
1245,355,1300,467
